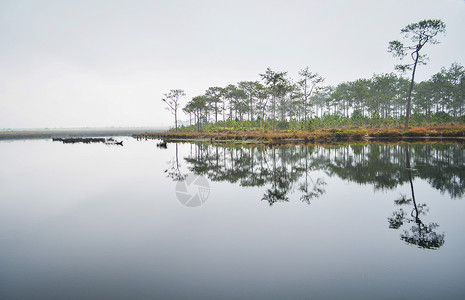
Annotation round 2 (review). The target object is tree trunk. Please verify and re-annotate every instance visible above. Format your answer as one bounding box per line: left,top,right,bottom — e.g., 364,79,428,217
405,50,420,130
223,100,226,130
304,86,308,131
174,110,178,131
272,95,276,132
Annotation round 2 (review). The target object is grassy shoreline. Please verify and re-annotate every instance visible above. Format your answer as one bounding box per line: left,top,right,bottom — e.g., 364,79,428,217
134,125,465,145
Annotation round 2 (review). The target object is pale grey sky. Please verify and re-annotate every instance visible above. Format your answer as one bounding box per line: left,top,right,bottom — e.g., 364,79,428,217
1,0,464,128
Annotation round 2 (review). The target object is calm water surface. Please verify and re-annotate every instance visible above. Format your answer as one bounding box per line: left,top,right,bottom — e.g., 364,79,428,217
1,138,464,299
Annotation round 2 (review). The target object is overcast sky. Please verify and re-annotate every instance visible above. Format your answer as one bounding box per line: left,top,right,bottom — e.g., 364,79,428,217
1,0,464,129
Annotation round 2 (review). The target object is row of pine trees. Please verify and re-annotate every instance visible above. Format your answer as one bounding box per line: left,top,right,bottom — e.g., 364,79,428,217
165,62,464,131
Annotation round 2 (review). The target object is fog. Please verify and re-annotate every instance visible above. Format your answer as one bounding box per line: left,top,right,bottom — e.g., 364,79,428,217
1,0,464,128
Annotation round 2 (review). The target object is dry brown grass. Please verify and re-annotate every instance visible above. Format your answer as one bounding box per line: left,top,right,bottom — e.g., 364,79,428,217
133,125,465,144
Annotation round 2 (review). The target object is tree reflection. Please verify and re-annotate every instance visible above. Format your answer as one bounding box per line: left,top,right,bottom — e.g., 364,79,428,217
299,146,326,205
388,144,445,250
158,141,464,248
164,144,187,181
167,143,328,205
165,142,464,206
261,148,288,205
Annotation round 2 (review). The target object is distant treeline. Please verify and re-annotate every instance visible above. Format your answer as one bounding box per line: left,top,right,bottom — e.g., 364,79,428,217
0,128,163,140
176,63,464,132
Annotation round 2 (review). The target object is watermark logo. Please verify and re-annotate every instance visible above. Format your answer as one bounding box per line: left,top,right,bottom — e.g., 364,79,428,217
175,174,210,207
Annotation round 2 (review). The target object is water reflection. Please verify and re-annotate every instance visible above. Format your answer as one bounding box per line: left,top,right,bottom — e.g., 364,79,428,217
298,146,327,204
177,144,328,206
388,144,445,249
164,144,187,181
1,139,464,298
166,142,465,203
163,142,463,249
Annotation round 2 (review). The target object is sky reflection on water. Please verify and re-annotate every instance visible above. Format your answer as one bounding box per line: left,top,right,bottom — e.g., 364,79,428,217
0,139,464,299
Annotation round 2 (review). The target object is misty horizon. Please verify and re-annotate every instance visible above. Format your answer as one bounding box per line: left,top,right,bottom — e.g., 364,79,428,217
1,0,464,129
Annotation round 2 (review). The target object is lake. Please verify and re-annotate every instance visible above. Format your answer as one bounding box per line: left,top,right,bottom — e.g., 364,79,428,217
1,138,464,299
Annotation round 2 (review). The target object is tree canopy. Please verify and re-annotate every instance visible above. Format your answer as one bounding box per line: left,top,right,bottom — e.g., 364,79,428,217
388,19,446,129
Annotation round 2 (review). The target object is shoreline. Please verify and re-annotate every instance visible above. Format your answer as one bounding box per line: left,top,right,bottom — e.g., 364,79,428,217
134,126,465,145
